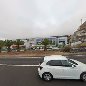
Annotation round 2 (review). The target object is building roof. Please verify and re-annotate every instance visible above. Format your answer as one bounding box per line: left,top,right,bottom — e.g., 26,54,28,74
52,35,68,38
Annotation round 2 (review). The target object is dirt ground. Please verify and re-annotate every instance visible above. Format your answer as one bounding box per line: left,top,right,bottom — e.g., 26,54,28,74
0,50,85,58
0,50,67,57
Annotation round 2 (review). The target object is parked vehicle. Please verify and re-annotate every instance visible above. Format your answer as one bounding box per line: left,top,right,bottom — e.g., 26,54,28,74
52,47,59,51
38,55,86,81
1,47,8,53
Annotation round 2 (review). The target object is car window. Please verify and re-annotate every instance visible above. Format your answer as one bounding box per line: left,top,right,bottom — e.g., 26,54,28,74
46,60,62,66
68,59,78,65
61,60,72,67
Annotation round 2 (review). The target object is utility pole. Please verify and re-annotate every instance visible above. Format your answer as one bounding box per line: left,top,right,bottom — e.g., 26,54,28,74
81,19,82,25
81,18,86,25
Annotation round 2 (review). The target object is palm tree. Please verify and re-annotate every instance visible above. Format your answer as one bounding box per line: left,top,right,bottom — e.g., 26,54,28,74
0,40,4,53
5,40,13,52
15,39,24,52
42,38,50,51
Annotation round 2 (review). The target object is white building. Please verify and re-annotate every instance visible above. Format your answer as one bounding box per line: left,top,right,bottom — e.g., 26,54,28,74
24,38,36,49
24,36,68,49
57,36,67,45
71,21,86,47
53,35,68,48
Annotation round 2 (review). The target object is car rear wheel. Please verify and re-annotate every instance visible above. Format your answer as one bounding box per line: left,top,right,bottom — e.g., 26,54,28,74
80,72,86,82
42,73,53,81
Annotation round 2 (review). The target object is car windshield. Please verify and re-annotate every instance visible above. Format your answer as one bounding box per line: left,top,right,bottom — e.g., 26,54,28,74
68,59,78,65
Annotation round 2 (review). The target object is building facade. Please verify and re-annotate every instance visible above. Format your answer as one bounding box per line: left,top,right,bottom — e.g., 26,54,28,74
53,35,68,48
24,36,68,49
71,21,86,47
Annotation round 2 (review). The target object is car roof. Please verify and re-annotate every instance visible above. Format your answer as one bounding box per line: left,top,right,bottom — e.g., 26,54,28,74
44,55,67,61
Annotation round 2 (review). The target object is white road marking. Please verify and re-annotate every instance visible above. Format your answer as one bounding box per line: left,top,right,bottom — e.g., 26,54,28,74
0,64,7,65
17,57,43,58
8,65,39,67
75,55,86,56
0,64,39,66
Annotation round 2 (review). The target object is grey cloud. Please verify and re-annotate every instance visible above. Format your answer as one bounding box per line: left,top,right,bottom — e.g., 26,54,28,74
0,0,86,39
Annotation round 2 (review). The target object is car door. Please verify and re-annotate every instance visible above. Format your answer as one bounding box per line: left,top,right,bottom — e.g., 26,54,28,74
61,60,79,79
46,60,65,79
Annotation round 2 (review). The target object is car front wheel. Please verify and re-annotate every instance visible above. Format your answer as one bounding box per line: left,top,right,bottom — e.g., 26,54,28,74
80,72,86,82
42,73,53,81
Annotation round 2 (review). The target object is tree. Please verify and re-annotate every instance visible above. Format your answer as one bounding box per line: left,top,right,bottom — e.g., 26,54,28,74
5,40,13,52
78,42,86,48
62,45,71,52
0,40,4,53
14,39,24,52
42,38,50,51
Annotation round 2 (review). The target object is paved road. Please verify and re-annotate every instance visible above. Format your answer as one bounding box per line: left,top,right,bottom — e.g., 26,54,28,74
0,55,86,86
0,55,86,65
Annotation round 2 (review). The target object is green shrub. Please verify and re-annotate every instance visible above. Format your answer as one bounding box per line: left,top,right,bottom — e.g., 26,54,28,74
62,45,71,52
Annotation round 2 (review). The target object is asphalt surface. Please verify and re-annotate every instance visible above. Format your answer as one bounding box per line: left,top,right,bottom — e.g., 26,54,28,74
0,55,86,86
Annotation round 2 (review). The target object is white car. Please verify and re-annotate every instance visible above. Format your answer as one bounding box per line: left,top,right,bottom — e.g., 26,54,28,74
38,55,86,81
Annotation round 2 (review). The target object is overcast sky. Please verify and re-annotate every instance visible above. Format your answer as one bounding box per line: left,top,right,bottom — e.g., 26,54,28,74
0,0,86,39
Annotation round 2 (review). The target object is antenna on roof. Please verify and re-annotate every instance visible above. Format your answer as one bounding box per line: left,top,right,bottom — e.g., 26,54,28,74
81,19,82,25
81,18,86,25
